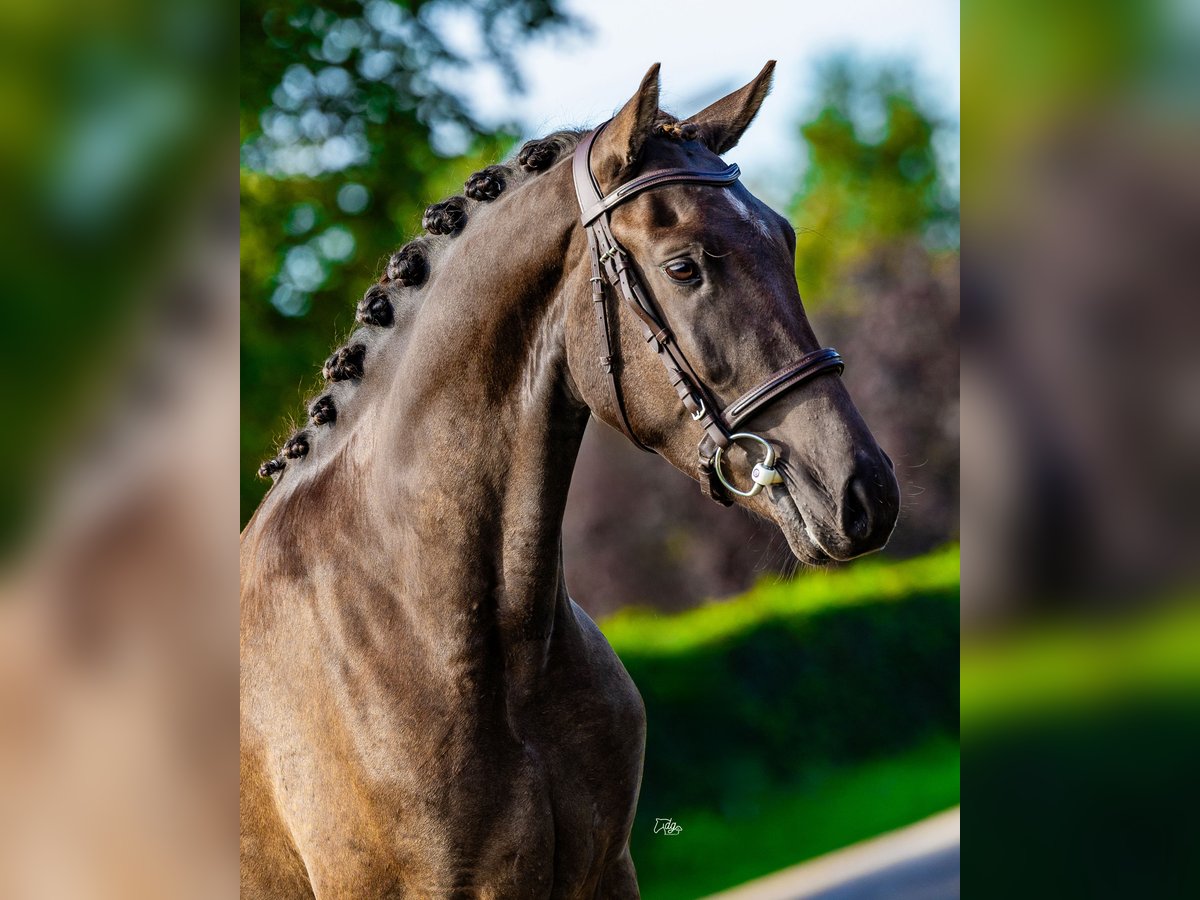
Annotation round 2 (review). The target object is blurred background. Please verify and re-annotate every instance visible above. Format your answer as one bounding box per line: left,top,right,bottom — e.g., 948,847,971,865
960,0,1200,897
240,0,959,897
0,0,238,896
21,0,1200,897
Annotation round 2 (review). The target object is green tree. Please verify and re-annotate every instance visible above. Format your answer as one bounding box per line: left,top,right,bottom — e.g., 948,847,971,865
240,0,573,523
789,57,958,309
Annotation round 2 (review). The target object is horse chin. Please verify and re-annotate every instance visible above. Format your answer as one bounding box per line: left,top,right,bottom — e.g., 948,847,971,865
766,483,835,567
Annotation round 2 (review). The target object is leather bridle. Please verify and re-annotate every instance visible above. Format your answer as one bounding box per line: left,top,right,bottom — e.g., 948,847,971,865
571,122,845,506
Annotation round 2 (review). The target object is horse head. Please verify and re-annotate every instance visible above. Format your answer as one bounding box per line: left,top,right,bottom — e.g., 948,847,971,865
564,64,900,563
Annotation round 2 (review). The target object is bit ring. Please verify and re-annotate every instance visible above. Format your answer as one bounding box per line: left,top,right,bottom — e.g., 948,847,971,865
713,432,783,498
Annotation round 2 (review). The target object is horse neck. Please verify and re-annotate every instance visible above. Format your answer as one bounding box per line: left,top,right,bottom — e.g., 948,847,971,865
358,162,590,651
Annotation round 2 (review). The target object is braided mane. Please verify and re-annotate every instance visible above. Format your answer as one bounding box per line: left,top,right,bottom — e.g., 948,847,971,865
258,116,692,478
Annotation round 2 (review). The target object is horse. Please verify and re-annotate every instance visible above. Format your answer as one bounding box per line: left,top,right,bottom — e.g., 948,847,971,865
241,62,900,898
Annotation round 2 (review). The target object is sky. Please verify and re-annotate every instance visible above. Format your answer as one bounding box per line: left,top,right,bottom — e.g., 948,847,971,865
435,0,959,205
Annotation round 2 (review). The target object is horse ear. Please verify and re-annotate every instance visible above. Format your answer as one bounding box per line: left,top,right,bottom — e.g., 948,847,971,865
593,63,661,185
684,61,776,154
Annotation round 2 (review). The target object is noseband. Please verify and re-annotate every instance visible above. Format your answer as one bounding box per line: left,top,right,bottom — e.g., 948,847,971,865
571,123,845,505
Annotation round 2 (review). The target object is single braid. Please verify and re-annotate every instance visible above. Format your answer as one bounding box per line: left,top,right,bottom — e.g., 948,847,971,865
282,431,310,460
257,457,285,478
517,138,560,172
323,344,366,382
464,165,508,201
357,284,394,327
423,196,467,236
309,395,337,426
385,241,428,286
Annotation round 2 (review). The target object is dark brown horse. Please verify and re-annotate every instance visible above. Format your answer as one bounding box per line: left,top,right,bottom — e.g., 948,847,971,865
241,62,899,898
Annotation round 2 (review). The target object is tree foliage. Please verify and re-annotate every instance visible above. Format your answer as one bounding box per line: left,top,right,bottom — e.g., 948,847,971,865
789,57,958,308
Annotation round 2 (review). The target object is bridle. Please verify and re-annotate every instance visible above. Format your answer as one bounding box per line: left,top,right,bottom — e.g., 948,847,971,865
571,122,845,506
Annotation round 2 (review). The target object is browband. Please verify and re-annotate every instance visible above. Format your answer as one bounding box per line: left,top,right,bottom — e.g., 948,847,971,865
572,121,845,505
579,164,741,226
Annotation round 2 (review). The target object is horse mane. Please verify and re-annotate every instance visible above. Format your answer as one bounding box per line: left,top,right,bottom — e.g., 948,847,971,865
256,116,692,480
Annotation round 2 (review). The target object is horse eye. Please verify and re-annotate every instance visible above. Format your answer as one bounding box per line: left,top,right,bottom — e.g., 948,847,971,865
663,259,700,283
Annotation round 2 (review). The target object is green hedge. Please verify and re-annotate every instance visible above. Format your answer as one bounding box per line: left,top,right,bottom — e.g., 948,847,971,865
602,547,960,897
962,600,1200,899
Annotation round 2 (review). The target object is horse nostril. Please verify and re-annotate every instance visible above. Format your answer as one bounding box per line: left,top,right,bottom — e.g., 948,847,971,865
841,475,873,542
